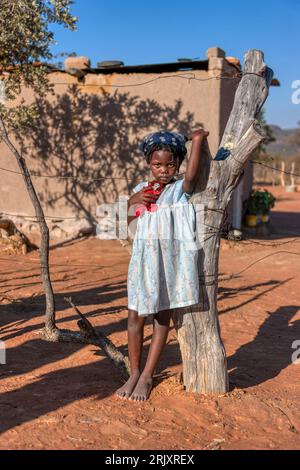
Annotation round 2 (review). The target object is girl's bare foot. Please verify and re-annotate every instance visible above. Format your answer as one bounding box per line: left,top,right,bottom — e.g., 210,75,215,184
129,375,153,401
115,371,140,400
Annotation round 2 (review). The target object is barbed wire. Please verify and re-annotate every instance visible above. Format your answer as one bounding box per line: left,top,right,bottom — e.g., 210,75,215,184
204,233,300,248
0,202,227,221
0,210,299,250
242,237,300,247
1,69,297,302
0,200,211,219
53,70,244,90
0,68,294,187
251,160,300,178
0,256,123,269
50,70,274,90
0,68,267,97
0,249,299,285
219,250,300,281
0,210,92,220
0,159,299,183
0,166,137,181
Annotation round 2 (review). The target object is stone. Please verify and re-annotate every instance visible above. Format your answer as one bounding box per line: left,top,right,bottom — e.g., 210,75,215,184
51,218,95,239
0,219,30,255
50,225,69,240
285,185,297,193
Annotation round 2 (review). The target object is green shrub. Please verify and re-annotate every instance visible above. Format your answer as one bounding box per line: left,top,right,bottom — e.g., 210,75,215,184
246,190,276,215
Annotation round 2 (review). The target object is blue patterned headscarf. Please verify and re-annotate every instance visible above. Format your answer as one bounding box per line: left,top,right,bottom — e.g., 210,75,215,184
139,131,188,162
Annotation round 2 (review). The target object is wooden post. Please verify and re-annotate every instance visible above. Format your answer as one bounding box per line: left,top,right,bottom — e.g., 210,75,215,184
281,161,286,187
172,50,274,393
291,162,295,187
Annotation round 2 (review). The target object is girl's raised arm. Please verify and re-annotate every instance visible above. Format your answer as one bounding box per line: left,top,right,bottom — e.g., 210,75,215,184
182,129,209,195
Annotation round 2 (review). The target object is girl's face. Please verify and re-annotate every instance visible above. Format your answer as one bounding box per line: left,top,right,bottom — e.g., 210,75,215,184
149,150,179,185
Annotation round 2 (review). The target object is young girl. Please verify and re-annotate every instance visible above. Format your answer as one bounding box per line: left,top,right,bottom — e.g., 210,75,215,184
115,129,209,401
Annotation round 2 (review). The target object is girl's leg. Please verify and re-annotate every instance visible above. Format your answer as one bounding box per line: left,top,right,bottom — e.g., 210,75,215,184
130,309,171,401
115,309,146,399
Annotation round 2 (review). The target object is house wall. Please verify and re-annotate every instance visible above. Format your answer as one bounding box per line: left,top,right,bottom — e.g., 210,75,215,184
0,48,242,235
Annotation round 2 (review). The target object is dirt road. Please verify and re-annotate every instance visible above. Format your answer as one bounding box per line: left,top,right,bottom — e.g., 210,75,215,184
0,186,299,449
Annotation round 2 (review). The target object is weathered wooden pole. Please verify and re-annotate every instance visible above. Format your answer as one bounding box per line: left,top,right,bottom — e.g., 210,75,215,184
281,161,286,187
172,50,274,393
291,162,295,187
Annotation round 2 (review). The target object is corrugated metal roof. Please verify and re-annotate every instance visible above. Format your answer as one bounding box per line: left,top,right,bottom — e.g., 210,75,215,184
91,59,209,74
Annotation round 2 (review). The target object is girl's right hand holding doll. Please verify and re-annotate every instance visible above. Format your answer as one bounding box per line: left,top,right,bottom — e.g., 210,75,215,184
128,188,159,219
129,188,159,207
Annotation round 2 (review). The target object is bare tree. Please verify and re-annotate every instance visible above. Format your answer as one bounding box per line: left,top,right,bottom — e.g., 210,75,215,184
0,2,132,379
172,50,274,393
0,0,77,334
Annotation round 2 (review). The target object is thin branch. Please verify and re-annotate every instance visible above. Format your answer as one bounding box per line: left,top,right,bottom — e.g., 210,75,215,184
39,297,130,380
0,115,56,332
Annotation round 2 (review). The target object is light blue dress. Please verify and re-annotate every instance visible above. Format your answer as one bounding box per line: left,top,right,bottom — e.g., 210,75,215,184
127,178,200,316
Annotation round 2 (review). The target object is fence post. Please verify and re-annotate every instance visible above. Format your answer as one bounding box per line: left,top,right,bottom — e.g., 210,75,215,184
0,340,6,365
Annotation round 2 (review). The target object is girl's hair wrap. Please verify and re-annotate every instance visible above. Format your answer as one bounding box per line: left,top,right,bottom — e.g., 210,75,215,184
139,131,188,164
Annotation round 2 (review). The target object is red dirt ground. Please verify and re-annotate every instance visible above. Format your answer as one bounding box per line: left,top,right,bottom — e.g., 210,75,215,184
0,186,299,450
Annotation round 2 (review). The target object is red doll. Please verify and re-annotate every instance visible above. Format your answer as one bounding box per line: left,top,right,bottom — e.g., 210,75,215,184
135,181,165,217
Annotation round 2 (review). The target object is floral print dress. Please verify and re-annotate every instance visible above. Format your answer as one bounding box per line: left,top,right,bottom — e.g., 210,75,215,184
127,178,200,316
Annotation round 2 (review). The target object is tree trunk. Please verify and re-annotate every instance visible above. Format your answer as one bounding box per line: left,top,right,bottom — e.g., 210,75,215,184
0,117,56,335
172,50,274,393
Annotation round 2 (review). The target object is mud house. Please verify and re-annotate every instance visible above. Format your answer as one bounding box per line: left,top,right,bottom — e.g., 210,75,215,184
0,46,276,239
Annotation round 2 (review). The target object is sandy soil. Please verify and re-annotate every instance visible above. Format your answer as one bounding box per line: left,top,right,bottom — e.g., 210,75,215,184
0,186,299,450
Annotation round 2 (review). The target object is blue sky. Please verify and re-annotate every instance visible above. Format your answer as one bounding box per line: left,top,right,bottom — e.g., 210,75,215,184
51,0,300,129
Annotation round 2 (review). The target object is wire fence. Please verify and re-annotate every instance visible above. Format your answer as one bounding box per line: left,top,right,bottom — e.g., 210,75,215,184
52,69,254,89
0,67,299,299
0,249,299,287
0,159,299,185
0,185,299,296
0,158,298,223
251,160,300,178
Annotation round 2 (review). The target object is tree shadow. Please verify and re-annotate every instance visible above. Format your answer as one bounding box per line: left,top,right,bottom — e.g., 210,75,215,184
0,338,119,435
218,278,291,315
1,251,297,428
1,282,298,434
242,211,300,240
228,305,300,389
218,280,281,302
15,85,202,220
1,299,298,436
269,211,300,238
0,332,182,436
0,279,128,341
